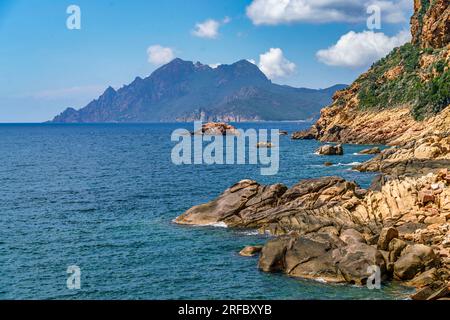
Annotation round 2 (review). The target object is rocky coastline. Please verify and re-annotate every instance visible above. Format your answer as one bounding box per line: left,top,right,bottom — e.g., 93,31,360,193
174,1,450,299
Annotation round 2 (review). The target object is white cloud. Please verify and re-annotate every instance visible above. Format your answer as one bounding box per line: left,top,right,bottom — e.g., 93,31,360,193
246,0,412,25
258,48,296,79
192,17,231,39
147,45,175,65
316,30,411,68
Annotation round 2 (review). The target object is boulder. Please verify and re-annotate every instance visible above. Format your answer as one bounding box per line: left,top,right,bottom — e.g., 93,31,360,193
377,227,399,251
239,245,263,257
388,238,407,262
284,235,344,283
332,242,387,285
291,128,317,140
316,144,344,156
258,236,291,272
256,142,274,148
340,229,366,245
324,162,333,167
358,147,381,155
394,244,438,280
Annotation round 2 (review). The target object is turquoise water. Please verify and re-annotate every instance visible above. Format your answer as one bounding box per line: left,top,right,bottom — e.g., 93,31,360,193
0,123,413,299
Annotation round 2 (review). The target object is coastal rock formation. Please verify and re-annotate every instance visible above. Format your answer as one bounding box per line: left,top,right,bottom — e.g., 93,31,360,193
176,170,450,297
316,144,344,156
175,176,374,235
193,122,239,135
359,147,381,155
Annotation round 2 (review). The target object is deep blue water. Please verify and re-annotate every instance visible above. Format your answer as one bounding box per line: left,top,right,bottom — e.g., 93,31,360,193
0,123,413,299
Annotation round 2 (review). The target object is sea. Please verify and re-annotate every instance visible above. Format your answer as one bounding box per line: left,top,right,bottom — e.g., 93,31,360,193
0,122,414,299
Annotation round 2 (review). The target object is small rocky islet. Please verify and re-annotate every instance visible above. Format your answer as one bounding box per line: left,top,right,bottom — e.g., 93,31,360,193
175,1,450,300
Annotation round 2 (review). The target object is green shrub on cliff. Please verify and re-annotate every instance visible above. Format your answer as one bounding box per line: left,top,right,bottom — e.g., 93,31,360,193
356,42,449,120
414,70,450,119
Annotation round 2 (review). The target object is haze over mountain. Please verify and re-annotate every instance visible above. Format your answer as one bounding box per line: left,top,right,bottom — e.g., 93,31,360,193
51,59,346,123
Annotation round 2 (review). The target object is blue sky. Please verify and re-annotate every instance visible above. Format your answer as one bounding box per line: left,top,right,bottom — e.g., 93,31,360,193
0,0,413,122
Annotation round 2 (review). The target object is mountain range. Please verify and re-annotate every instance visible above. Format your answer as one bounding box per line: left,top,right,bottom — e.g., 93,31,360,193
51,58,346,123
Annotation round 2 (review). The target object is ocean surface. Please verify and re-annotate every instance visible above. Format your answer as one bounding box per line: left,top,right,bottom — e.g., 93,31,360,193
0,123,414,300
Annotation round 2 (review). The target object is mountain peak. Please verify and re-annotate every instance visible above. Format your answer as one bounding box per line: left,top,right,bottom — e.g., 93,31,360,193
51,58,343,123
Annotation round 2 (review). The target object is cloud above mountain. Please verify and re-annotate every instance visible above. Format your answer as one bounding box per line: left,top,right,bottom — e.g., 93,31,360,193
147,45,175,65
258,48,296,79
316,30,411,68
246,0,412,25
192,17,231,39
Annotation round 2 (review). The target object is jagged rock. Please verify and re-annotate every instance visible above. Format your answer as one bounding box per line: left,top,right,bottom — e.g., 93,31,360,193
407,268,438,288
359,147,381,155
394,244,438,280
411,0,450,49
411,286,436,300
316,144,343,156
239,245,263,257
426,283,450,300
378,227,399,251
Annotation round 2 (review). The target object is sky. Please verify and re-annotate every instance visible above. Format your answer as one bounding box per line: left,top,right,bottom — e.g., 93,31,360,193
0,0,413,122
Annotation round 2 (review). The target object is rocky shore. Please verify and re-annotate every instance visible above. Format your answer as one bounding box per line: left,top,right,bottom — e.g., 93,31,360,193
175,1,450,299
175,172,450,299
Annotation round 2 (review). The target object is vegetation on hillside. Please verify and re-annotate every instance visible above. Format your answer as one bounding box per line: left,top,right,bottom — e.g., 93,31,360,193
354,42,449,121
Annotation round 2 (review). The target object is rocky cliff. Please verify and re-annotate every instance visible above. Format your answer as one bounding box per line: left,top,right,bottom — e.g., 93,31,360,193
294,0,449,173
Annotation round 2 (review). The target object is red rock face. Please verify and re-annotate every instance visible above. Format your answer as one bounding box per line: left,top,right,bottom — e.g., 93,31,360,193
411,0,450,49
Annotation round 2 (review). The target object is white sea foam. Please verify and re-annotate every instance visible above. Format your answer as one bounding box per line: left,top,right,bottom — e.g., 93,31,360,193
240,230,260,236
315,278,328,283
208,222,228,228
334,162,361,166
